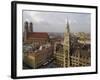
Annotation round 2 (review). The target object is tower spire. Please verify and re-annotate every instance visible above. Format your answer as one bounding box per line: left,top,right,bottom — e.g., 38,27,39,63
63,18,70,67
66,18,70,33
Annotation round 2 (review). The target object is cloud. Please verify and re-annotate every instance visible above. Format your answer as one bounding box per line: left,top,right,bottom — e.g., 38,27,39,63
23,10,90,33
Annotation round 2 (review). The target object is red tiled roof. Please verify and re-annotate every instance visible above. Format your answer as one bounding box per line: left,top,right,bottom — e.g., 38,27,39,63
28,32,49,39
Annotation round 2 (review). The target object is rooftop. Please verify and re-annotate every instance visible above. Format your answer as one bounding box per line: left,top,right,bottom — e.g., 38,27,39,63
28,32,49,39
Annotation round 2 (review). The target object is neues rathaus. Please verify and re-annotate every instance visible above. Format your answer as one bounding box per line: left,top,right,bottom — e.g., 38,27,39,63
54,20,91,67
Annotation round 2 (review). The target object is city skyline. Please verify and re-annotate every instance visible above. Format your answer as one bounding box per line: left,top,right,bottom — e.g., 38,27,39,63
23,17,91,69
23,10,90,33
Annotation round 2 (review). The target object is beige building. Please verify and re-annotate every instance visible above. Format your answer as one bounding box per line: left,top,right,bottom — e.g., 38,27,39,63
23,44,53,68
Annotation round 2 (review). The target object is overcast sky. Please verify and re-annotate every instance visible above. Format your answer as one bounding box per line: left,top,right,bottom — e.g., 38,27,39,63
23,10,90,33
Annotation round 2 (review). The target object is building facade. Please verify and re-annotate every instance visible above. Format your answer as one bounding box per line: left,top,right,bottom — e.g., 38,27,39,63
54,20,91,67
23,21,49,47
23,21,53,69
23,44,53,68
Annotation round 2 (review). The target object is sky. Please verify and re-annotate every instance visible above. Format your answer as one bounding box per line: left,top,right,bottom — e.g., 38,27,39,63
23,10,91,33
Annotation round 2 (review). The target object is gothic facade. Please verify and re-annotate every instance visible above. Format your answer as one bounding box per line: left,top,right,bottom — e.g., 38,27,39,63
54,20,91,67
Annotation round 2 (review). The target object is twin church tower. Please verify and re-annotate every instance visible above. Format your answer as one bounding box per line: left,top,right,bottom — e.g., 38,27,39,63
24,21,33,42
